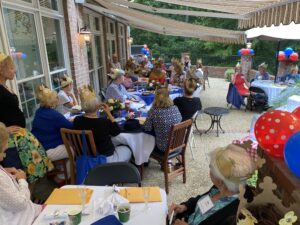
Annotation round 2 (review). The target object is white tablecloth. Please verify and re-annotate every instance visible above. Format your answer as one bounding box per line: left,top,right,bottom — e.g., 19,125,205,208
33,186,167,225
112,132,155,165
251,80,286,104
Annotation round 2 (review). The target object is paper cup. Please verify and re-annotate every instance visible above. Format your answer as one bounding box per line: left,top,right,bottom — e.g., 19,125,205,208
67,206,82,225
117,203,131,223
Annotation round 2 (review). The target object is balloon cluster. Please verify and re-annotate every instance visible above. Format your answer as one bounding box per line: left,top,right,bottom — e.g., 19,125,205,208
141,44,150,57
237,48,255,56
254,108,300,178
11,52,27,60
278,47,299,62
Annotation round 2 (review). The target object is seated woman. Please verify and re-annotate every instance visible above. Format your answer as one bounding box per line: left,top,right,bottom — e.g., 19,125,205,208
106,69,133,102
0,52,53,183
169,144,256,225
280,65,300,84
125,58,139,82
56,74,78,115
74,86,132,162
254,62,269,80
32,85,73,163
144,88,182,152
0,122,42,225
231,63,250,97
171,63,185,87
174,78,202,121
149,65,166,85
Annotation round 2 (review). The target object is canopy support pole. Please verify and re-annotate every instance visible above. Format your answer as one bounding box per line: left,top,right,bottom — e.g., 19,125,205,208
274,40,281,83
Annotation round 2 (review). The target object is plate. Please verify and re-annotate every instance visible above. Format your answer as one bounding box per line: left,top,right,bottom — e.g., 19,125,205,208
127,88,135,92
142,91,152,96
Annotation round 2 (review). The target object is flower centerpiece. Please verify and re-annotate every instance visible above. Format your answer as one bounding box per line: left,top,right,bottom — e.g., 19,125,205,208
106,98,125,117
146,79,167,91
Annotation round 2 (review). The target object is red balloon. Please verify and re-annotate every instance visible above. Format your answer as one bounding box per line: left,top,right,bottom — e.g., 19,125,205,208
289,52,299,61
278,52,287,61
244,49,250,55
254,110,300,158
240,48,247,55
292,107,300,119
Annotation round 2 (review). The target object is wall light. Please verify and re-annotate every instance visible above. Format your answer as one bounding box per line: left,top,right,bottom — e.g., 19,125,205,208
79,26,92,42
128,37,133,44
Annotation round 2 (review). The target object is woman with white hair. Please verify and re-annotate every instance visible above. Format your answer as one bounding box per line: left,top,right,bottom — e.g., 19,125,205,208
73,86,132,162
106,69,131,102
32,85,73,163
56,74,78,115
168,144,256,225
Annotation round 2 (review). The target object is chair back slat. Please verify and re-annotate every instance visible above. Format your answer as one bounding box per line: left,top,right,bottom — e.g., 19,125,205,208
60,128,98,184
167,119,192,155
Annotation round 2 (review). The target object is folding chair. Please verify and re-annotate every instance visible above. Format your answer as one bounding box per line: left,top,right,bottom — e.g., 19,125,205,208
84,162,141,187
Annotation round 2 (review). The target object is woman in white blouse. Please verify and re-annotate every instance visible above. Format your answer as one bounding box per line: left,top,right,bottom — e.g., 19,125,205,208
0,122,42,225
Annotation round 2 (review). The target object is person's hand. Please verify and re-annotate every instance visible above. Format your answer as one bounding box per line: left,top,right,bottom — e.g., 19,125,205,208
173,218,188,225
14,169,26,180
100,103,111,114
168,203,187,218
4,167,18,174
6,126,21,134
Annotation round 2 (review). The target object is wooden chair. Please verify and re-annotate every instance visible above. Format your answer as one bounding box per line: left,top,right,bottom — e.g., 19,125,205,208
60,128,98,184
150,119,193,194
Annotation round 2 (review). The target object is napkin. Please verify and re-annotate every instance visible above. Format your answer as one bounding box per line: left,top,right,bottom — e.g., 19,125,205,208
119,187,162,203
43,210,68,220
94,193,129,217
45,188,93,205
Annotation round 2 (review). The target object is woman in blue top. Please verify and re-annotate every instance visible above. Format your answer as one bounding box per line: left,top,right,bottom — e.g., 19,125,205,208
280,65,300,84
32,85,73,162
168,144,256,225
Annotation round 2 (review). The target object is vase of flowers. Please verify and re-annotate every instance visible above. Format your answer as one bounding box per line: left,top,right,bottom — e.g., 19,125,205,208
106,99,125,118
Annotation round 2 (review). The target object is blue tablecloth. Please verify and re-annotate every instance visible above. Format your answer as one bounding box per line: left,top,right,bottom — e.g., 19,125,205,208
136,88,183,106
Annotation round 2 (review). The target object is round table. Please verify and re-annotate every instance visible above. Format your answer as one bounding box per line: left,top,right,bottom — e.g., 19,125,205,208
204,107,229,137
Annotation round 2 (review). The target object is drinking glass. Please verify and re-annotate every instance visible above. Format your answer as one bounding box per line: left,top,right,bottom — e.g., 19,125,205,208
79,188,87,213
143,187,150,211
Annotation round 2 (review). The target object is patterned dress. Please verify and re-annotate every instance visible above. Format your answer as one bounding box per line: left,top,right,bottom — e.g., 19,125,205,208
144,105,182,152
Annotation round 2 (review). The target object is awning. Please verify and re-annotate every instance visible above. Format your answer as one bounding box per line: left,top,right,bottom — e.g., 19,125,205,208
246,22,300,41
154,0,300,28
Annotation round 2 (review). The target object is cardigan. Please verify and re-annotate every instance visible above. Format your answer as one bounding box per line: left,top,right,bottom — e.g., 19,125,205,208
31,107,73,150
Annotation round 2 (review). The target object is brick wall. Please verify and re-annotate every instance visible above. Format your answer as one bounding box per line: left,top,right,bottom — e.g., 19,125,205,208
63,0,90,96
206,66,275,80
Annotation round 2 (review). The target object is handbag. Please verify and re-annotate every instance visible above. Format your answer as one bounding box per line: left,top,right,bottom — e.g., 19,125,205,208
75,130,107,184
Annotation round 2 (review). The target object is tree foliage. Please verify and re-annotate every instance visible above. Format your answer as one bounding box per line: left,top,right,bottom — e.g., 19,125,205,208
131,0,300,74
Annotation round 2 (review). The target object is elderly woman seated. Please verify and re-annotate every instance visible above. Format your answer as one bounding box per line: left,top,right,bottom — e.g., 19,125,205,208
280,65,300,84
31,85,73,181
254,62,269,81
169,144,256,225
74,86,131,162
106,69,136,102
144,88,182,153
0,122,42,225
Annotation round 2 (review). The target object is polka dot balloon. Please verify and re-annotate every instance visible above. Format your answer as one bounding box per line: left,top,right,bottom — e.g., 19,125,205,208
292,106,300,119
254,110,300,158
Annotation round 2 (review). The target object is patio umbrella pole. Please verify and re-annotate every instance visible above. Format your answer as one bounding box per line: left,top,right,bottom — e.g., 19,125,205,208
274,41,281,83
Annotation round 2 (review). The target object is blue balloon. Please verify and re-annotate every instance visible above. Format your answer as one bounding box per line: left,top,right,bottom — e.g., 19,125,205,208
21,53,27,59
284,131,300,178
145,51,150,56
250,49,254,55
284,47,293,57
237,50,242,56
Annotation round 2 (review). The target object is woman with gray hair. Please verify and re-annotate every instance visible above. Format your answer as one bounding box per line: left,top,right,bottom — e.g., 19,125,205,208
168,144,256,225
73,86,132,162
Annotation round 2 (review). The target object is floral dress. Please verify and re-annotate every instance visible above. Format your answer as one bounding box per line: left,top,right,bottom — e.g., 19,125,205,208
8,128,54,183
